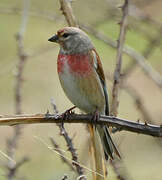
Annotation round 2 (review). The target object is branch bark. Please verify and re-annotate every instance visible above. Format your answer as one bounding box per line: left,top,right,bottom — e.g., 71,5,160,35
59,0,78,27
0,113,162,137
111,0,129,116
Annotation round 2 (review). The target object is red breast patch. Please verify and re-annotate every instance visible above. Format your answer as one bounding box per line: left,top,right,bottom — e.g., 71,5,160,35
57,54,92,75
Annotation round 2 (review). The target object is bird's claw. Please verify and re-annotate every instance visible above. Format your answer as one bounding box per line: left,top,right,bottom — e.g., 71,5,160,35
91,110,100,130
58,106,76,125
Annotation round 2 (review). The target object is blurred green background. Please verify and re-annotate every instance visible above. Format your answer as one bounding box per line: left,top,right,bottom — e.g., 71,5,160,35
1,0,162,179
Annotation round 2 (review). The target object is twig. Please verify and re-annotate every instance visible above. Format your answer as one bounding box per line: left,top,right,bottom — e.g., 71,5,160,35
51,98,59,114
59,0,78,27
110,159,133,180
58,123,85,177
51,100,85,178
110,0,129,116
109,2,130,179
5,157,29,179
50,138,75,171
5,1,30,179
0,113,162,137
35,135,103,178
15,0,29,114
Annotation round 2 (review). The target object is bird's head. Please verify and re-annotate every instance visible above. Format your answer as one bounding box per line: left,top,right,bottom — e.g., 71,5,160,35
48,27,93,54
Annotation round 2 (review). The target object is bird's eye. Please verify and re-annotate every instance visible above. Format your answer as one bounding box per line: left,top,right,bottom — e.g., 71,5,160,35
62,33,69,38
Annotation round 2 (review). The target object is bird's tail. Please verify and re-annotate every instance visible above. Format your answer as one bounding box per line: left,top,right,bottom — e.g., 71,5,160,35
97,125,121,160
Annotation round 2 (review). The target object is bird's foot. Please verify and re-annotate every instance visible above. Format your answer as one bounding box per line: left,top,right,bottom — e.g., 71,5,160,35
61,106,76,120
59,106,76,127
91,109,100,129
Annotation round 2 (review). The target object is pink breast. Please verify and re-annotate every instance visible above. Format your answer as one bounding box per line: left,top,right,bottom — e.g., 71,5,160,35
57,54,92,75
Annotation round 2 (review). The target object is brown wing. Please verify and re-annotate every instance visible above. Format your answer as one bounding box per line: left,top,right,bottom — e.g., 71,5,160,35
88,48,109,115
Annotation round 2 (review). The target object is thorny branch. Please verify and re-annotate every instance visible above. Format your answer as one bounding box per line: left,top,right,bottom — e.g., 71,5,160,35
51,100,85,178
56,122,85,178
111,0,129,116
109,1,130,179
0,113,162,137
50,138,75,172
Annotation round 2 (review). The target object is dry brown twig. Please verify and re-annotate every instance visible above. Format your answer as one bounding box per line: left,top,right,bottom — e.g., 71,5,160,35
111,0,129,116
109,1,130,180
59,0,78,27
50,99,86,178
0,113,162,137
5,0,30,179
50,138,75,172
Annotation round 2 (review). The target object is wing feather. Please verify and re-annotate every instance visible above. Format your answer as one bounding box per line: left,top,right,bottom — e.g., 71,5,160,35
88,49,109,115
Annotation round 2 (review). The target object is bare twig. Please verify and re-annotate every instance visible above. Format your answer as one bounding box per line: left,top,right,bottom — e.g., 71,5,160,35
110,0,129,116
57,122,85,178
109,2,130,179
110,159,133,180
50,138,75,171
35,136,103,178
5,1,30,179
5,157,29,179
15,0,29,114
51,98,59,114
51,99,84,177
0,113,162,137
59,0,78,27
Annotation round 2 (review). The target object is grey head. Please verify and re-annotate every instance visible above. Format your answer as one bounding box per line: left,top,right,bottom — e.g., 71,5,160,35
48,27,94,54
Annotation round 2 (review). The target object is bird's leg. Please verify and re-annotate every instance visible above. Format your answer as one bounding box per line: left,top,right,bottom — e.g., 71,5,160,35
91,109,100,129
60,106,76,127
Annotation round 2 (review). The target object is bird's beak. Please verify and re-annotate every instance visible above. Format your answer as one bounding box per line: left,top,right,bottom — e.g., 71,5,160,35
48,34,59,43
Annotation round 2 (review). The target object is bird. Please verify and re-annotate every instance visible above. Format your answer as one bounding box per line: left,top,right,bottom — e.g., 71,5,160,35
48,27,120,160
